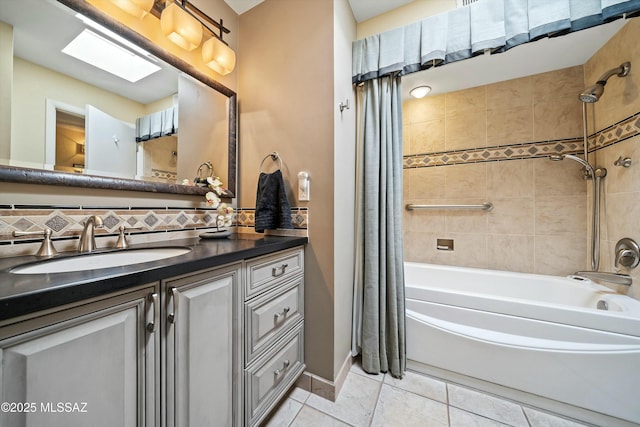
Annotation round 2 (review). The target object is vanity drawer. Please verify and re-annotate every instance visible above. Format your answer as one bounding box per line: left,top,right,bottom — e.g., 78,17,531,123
245,324,305,426
245,247,304,298
245,276,304,363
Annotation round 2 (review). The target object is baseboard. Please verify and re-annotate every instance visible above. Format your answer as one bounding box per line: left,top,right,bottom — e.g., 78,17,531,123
296,353,354,402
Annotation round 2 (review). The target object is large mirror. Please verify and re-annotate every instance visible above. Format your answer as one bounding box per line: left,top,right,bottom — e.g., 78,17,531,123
0,0,236,197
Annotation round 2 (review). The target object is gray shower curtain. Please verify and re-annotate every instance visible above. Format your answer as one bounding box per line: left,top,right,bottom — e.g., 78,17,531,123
352,75,405,378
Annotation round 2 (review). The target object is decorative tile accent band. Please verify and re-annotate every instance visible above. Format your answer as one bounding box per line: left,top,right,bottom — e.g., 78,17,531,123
0,205,223,244
236,208,308,230
589,111,640,152
404,111,640,169
404,138,583,169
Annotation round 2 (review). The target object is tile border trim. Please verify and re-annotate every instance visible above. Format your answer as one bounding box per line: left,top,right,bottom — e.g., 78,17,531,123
404,111,640,169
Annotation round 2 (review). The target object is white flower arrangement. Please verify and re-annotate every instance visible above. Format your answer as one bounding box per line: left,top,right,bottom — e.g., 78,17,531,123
216,203,234,230
205,176,226,208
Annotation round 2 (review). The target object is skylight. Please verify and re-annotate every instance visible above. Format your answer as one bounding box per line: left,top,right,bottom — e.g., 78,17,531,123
62,29,161,83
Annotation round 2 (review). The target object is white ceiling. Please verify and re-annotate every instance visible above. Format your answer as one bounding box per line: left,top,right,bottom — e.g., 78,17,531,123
346,0,414,22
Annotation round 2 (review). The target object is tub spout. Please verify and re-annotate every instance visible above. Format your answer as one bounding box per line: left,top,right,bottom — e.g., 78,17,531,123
573,271,632,286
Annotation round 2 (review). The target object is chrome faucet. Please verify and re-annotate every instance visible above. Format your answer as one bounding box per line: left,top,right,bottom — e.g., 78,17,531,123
78,215,104,253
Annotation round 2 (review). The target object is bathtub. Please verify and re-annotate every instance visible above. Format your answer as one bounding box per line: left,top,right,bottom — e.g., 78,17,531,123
405,262,640,426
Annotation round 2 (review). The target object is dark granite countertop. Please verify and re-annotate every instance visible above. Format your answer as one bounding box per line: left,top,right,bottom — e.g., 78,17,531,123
0,234,307,322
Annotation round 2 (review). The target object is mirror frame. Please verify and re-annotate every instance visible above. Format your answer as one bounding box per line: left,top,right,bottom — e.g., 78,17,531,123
0,0,237,198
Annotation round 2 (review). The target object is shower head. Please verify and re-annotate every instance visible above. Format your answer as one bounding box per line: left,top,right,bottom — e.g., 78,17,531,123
579,62,631,103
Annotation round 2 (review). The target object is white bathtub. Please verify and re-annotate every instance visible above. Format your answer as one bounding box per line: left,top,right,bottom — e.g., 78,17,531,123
405,262,640,426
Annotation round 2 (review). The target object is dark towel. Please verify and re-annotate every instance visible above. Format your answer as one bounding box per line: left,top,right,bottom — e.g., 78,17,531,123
255,170,293,233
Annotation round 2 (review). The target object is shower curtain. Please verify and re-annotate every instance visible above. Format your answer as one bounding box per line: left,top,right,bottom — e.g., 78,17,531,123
352,75,405,378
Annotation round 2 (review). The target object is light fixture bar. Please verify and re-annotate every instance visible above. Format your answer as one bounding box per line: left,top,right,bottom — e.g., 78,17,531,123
162,0,231,44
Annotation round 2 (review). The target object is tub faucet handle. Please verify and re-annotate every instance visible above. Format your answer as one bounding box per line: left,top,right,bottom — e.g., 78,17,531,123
615,238,640,269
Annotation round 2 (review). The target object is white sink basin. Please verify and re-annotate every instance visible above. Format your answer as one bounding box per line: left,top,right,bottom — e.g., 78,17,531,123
10,247,192,274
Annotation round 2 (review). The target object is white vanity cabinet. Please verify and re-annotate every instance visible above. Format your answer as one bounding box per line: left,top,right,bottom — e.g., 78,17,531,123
161,262,242,427
0,283,160,427
244,246,305,426
0,242,306,427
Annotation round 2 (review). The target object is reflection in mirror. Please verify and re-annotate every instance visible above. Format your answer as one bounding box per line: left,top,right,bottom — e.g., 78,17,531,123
0,0,236,197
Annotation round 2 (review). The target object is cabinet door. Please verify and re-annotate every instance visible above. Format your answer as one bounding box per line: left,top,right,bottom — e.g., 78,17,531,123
0,285,159,427
164,264,241,427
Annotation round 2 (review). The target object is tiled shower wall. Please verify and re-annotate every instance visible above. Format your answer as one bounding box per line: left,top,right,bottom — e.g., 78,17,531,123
403,65,590,276
589,19,640,299
403,18,640,299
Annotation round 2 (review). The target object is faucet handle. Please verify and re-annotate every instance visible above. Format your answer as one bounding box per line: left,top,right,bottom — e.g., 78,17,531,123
13,229,58,257
615,238,640,269
115,226,143,249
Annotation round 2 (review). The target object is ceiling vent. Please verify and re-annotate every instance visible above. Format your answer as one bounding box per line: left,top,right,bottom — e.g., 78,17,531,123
457,0,479,7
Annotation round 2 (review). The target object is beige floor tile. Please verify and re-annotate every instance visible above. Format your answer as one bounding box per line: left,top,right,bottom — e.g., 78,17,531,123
305,372,381,426
288,387,311,403
449,407,510,426
265,398,303,427
290,406,351,427
371,384,448,427
523,407,590,427
350,362,385,382
448,384,529,427
383,370,447,403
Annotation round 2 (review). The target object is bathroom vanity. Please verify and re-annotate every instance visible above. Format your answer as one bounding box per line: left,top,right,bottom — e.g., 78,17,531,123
0,236,306,427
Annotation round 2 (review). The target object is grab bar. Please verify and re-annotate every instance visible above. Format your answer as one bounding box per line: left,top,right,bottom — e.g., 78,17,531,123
406,202,493,212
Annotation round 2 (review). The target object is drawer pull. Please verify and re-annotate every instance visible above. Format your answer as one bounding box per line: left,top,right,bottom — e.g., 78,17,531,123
147,293,159,333
274,359,290,378
274,307,291,321
272,263,288,277
168,287,178,324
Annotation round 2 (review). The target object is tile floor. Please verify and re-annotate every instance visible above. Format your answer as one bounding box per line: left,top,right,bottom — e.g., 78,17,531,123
264,363,592,427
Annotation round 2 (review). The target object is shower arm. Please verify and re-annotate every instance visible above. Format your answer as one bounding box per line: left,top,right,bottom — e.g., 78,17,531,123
596,62,631,85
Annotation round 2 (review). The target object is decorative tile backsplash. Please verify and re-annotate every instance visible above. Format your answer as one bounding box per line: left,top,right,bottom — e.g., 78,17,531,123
235,208,308,230
0,205,310,249
0,205,221,246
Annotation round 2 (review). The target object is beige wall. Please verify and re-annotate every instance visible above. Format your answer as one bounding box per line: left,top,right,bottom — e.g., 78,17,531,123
588,19,640,299
0,22,11,163
12,58,148,166
239,0,337,380
332,0,356,379
403,66,589,276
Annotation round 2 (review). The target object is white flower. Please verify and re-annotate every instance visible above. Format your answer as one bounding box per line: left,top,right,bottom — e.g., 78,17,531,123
205,191,220,208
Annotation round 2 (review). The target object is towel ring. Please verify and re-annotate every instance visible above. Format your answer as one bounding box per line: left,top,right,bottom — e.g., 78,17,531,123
260,152,282,173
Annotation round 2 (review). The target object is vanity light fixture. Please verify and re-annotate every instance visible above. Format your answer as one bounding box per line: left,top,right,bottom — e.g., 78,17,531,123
110,0,154,19
161,1,203,51
410,85,432,99
202,31,236,75
160,0,236,75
